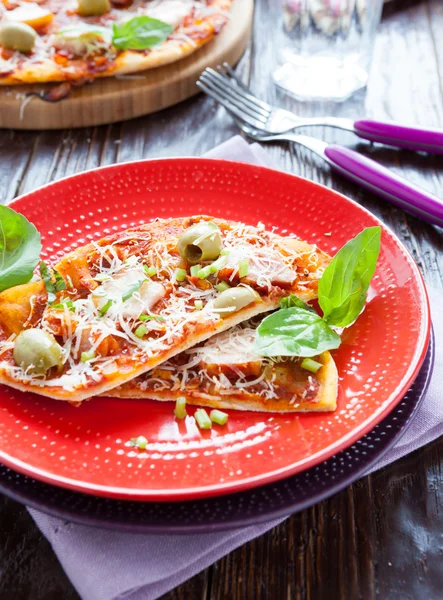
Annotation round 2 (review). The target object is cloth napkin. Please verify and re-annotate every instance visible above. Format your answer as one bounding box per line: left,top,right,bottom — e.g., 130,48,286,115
29,136,443,600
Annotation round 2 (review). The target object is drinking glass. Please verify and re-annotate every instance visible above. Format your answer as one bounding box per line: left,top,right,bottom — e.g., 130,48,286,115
273,0,384,101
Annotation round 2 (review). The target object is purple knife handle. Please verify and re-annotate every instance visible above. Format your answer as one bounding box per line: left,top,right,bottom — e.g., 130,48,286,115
323,145,443,227
353,119,443,154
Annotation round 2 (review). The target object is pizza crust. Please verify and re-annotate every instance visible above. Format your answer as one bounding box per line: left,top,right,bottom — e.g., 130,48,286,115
109,351,339,413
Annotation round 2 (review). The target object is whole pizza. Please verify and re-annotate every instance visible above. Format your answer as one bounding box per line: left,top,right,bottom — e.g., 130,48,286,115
0,0,232,85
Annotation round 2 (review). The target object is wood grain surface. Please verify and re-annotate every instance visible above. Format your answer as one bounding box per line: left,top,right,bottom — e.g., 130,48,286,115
1,0,443,599
0,0,253,130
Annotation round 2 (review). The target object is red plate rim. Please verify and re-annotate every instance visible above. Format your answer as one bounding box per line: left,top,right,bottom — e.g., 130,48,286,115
0,158,431,501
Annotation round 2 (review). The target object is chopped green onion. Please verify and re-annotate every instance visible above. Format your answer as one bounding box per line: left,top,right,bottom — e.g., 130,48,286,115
210,255,228,273
197,265,213,279
194,408,212,430
95,273,109,282
139,313,165,323
81,349,96,363
174,396,187,419
135,324,148,338
122,279,146,302
130,435,148,449
301,357,322,373
220,249,229,256
52,299,75,312
216,281,230,292
238,259,249,278
175,268,187,282
210,409,228,426
190,264,201,277
99,299,113,316
194,300,203,310
144,265,157,277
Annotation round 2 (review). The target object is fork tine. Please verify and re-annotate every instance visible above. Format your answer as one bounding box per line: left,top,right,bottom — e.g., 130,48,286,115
205,68,270,118
219,63,273,113
201,70,269,122
196,80,267,130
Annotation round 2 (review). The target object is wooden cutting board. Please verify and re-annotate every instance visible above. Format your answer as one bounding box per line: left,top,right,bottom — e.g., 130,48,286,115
0,0,253,130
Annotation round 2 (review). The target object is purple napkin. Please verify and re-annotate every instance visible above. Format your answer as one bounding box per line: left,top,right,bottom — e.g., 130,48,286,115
29,136,442,600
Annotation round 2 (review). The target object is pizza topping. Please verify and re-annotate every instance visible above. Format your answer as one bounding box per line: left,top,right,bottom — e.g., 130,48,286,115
174,396,187,419
13,328,64,375
77,0,111,17
0,21,36,53
213,285,260,317
210,409,228,425
194,408,212,430
301,357,322,373
112,15,173,50
178,221,222,264
5,3,53,30
146,0,196,29
53,24,112,57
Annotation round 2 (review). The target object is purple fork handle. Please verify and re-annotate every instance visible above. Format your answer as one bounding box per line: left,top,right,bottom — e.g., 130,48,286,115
353,119,443,154
323,145,443,227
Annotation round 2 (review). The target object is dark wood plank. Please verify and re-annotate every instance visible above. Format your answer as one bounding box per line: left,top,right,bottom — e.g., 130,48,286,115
2,1,443,599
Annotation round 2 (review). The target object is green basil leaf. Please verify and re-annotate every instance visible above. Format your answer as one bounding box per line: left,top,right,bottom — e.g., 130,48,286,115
112,16,173,51
280,294,316,312
253,307,341,358
53,269,66,293
319,226,381,328
0,206,41,293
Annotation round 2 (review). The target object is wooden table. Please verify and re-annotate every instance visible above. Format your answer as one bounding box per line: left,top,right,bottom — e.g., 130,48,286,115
1,0,442,598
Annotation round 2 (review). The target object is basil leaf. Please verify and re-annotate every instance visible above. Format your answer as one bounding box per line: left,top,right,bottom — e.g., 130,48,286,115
0,206,41,293
280,294,315,312
253,307,341,358
319,226,381,328
112,16,173,51
53,269,66,293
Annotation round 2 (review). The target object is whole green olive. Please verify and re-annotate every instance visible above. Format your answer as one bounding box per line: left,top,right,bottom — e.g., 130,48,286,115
0,22,37,53
13,329,64,375
213,286,260,317
77,0,111,16
178,222,223,264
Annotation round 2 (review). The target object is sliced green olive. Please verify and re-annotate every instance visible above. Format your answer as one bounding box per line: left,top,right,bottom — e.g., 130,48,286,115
178,222,223,264
213,286,260,317
0,22,37,53
13,329,64,375
77,0,111,17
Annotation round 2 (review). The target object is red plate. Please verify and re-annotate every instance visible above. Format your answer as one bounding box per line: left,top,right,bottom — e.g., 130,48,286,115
0,159,430,501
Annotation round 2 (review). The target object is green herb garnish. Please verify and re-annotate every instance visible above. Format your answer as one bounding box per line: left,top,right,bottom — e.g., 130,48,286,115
175,268,187,282
174,397,187,420
194,408,212,430
135,324,147,338
122,280,146,302
319,226,381,327
190,264,201,277
99,299,113,316
52,299,75,312
301,357,322,373
254,227,381,358
216,281,230,292
112,16,173,51
194,300,203,310
238,259,249,278
40,261,66,304
144,265,157,277
0,206,42,293
81,349,96,363
210,409,228,426
139,313,164,323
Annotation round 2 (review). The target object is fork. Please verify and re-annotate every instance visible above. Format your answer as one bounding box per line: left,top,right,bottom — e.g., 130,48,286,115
197,65,443,154
196,79,443,227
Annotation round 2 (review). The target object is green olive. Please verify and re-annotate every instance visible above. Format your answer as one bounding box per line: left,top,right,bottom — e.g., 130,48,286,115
178,222,223,264
213,286,260,317
13,329,64,375
77,0,110,16
0,22,37,53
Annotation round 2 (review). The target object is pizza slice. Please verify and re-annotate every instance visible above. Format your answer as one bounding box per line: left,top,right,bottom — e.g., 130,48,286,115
108,319,338,412
0,215,330,402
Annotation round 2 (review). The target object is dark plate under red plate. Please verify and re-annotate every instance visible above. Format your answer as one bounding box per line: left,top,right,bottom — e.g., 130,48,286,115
0,158,431,501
